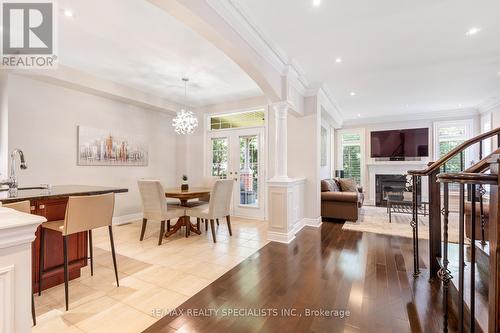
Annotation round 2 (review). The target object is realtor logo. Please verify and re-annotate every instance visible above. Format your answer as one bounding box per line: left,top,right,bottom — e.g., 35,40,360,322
1,0,57,68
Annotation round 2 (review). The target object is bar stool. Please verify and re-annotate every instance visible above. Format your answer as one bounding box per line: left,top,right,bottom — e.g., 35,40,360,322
38,193,118,311
3,200,37,326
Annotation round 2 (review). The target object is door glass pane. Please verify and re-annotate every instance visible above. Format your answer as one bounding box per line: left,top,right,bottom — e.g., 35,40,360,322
239,135,258,207
211,138,228,179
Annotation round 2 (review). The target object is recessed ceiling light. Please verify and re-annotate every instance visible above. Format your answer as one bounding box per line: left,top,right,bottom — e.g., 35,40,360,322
63,9,74,17
357,113,361,118
458,104,463,108
466,27,481,36
350,92,356,96
312,0,321,7
335,58,342,63
497,71,500,76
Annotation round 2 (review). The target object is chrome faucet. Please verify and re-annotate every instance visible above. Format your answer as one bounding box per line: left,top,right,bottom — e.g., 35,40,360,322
0,149,28,192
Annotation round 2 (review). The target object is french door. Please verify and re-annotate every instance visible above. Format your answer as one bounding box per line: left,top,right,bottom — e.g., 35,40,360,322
208,127,265,219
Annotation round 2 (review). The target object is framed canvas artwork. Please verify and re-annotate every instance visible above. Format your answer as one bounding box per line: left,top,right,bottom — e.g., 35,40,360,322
77,126,148,166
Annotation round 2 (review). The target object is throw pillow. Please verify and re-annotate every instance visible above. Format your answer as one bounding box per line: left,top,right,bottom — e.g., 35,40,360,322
338,178,358,192
321,179,340,192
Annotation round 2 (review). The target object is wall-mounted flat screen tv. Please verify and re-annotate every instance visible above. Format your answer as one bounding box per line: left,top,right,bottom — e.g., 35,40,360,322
370,128,429,158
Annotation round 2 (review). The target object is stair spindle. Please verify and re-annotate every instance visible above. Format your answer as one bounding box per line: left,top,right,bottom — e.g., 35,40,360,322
470,185,476,332
411,175,420,276
479,185,486,245
460,151,464,171
459,184,465,333
440,182,452,332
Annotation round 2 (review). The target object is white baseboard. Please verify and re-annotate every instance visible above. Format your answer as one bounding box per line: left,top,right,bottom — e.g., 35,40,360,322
268,216,322,244
302,217,322,228
267,230,296,244
112,213,143,225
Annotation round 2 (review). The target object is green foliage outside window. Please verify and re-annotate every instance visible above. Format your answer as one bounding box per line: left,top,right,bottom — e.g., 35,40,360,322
343,145,361,184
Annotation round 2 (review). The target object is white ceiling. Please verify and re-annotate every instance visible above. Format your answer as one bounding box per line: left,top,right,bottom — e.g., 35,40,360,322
237,0,500,120
57,0,262,107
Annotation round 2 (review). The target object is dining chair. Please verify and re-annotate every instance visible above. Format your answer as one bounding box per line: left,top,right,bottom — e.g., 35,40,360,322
137,180,185,245
3,200,37,326
186,179,234,243
198,176,219,203
38,193,117,311
190,176,219,230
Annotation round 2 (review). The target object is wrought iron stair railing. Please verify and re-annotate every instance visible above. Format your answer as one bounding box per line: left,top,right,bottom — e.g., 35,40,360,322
437,172,497,332
408,128,500,332
408,127,500,278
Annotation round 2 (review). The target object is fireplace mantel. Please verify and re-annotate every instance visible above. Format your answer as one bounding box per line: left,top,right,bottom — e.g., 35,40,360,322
367,161,429,205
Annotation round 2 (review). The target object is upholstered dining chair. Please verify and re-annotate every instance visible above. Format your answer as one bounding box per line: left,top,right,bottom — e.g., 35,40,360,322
38,193,117,311
3,200,37,325
137,180,185,245
191,176,219,230
198,176,219,204
186,179,234,243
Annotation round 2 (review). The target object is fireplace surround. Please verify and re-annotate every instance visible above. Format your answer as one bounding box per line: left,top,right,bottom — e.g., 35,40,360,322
375,174,421,206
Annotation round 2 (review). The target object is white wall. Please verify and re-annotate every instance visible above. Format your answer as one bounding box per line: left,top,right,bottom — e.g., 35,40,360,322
7,75,177,219
174,109,205,187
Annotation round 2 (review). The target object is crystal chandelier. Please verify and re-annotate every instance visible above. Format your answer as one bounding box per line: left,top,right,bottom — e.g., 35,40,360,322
172,78,198,135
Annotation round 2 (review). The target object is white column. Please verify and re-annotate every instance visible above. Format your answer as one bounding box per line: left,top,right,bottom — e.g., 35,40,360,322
272,102,289,180
0,208,45,333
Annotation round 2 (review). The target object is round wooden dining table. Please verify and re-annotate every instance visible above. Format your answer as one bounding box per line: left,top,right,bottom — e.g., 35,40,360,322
164,187,211,238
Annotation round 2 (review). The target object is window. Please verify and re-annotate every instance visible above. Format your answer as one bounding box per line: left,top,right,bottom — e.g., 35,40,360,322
434,120,473,173
340,132,362,183
210,110,265,130
481,113,492,157
211,138,228,178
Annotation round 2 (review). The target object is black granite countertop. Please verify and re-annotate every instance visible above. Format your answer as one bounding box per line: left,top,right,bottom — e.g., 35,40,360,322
0,185,128,204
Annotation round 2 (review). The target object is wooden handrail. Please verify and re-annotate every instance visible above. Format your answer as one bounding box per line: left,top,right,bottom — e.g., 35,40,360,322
465,148,500,173
408,126,500,176
436,172,498,185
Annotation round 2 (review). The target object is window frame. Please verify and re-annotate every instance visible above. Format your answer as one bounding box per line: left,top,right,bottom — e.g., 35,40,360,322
480,112,492,156
207,109,266,132
433,119,474,169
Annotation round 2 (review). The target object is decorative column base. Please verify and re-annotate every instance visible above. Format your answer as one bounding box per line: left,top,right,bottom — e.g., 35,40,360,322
267,178,313,243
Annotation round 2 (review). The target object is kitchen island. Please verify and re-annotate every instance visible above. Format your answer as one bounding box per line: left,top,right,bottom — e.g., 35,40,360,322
0,185,128,293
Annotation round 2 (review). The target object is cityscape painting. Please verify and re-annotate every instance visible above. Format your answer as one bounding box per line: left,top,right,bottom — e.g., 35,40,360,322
77,126,149,166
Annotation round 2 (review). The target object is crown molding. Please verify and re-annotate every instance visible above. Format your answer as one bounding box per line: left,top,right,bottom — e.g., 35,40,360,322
207,1,311,96
342,107,479,127
208,0,288,74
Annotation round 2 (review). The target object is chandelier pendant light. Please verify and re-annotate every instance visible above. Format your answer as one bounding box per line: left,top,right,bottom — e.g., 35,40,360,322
172,78,198,135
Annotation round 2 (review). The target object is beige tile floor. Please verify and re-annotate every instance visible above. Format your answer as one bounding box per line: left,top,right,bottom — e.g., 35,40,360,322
32,217,268,333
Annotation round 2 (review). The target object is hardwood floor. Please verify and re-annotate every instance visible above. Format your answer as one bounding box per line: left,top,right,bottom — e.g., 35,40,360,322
144,222,457,333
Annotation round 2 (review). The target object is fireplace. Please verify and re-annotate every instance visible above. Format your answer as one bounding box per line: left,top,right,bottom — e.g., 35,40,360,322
375,174,419,206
